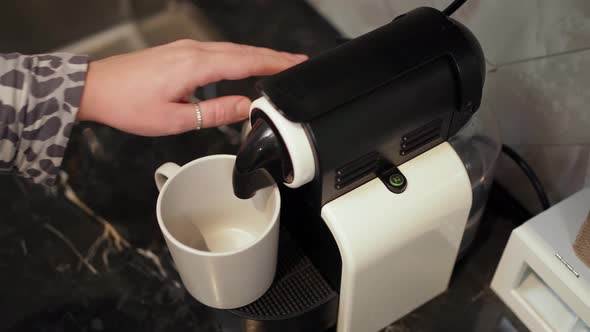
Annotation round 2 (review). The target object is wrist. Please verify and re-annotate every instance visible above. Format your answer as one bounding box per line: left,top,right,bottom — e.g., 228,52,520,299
77,61,96,122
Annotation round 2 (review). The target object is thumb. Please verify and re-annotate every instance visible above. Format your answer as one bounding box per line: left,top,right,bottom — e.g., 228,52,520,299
169,95,251,133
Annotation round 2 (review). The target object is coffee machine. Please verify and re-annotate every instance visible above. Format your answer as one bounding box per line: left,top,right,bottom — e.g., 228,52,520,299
218,7,486,332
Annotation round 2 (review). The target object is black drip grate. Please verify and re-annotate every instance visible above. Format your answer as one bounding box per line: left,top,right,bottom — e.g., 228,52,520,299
231,231,336,319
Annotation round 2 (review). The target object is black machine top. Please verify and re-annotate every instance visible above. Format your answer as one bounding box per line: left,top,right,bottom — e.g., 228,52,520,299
234,6,487,207
257,6,484,130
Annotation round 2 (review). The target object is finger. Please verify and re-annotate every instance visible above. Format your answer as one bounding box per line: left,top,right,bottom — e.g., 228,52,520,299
166,95,251,134
200,51,307,83
194,41,241,51
199,95,251,128
197,42,308,61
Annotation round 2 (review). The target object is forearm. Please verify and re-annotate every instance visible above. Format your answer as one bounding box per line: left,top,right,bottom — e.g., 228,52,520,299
0,53,88,185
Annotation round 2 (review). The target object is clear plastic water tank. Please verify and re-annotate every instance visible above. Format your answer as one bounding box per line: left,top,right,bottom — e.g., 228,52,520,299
450,102,502,256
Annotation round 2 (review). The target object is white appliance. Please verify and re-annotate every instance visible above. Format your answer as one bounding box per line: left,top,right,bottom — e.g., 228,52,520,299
492,187,590,332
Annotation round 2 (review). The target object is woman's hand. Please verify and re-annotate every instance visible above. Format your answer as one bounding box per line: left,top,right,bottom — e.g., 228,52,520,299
78,40,307,136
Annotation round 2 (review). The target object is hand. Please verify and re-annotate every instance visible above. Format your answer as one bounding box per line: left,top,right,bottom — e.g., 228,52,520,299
78,39,307,136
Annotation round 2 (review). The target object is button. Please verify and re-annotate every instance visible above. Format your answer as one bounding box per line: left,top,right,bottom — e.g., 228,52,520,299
376,162,407,194
388,173,405,188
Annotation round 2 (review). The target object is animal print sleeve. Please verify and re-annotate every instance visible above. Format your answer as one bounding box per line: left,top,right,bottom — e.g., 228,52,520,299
0,53,88,186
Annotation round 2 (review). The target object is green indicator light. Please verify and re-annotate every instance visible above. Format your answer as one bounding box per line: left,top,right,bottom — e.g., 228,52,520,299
388,174,405,188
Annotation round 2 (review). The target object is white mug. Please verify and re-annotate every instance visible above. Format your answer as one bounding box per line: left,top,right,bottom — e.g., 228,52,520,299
155,154,280,309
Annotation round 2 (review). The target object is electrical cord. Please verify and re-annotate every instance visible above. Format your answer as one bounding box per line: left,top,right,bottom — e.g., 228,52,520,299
443,0,468,16
501,144,551,210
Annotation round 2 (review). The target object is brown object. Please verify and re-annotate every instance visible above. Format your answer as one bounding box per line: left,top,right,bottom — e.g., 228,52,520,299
574,210,590,268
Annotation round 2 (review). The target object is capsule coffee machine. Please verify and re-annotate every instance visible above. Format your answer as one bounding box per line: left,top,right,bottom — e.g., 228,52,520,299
219,7,486,332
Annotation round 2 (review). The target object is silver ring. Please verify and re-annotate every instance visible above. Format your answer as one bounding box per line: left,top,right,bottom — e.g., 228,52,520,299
194,103,203,130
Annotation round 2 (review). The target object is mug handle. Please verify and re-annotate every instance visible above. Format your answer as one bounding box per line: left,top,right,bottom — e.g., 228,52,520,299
155,162,181,191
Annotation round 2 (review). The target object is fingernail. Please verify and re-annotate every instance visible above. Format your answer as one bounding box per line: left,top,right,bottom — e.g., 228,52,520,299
295,54,309,61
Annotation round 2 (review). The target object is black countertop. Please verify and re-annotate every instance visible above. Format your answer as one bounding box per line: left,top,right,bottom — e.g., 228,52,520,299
0,174,530,332
1,1,530,331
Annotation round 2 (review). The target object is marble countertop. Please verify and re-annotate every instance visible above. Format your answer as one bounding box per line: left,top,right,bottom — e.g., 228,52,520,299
0,172,530,332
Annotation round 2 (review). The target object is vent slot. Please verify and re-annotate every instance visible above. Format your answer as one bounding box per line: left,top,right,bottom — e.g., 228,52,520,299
335,151,379,190
401,119,443,156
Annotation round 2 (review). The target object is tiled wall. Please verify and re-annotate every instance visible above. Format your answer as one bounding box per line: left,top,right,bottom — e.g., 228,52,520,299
308,0,590,212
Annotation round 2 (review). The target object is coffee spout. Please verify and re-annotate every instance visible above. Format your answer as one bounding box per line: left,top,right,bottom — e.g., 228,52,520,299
233,117,287,199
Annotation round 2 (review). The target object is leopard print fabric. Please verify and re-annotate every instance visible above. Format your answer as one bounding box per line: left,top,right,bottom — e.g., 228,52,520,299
0,53,87,186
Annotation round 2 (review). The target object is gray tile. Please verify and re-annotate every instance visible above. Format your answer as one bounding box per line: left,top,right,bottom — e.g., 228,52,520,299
442,0,590,64
453,0,540,65
308,0,394,37
485,49,590,146
312,0,590,65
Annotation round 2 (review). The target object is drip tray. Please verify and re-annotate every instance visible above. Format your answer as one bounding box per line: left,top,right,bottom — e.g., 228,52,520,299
215,230,339,332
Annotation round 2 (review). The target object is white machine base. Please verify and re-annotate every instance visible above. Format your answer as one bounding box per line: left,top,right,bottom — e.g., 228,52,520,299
491,188,590,332
321,142,472,332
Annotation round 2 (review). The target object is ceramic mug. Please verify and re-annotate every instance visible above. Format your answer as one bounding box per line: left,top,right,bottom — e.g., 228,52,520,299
155,154,280,309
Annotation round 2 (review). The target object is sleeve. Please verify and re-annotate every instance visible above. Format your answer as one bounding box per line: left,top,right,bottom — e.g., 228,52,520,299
0,52,88,186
